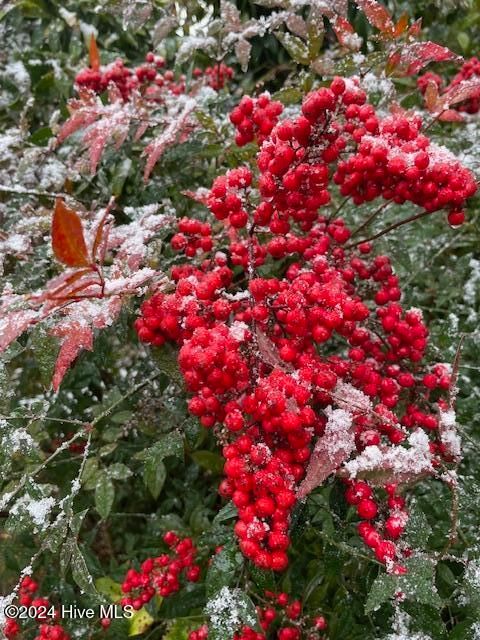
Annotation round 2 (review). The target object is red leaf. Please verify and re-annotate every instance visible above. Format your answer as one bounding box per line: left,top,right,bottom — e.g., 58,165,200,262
297,408,356,499
401,42,460,75
51,322,94,391
89,34,101,72
441,77,480,108
424,80,440,112
439,109,465,122
52,198,90,267
143,99,197,181
355,0,394,33
0,308,41,351
393,13,409,37
331,16,356,47
408,17,422,37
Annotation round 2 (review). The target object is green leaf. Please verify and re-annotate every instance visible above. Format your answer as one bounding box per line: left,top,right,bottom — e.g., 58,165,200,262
96,577,123,602
144,457,167,499
191,451,224,475
139,431,184,463
107,463,133,480
160,584,205,619
71,543,98,597
153,345,183,384
95,472,115,519
272,87,303,105
457,32,470,53
206,540,244,597
213,502,237,525
71,509,88,537
404,503,432,548
128,607,154,636
275,31,310,65
29,325,59,387
365,557,441,614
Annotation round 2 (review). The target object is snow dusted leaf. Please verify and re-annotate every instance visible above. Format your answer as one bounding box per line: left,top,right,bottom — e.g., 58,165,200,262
0,307,41,352
182,188,211,206
52,198,90,267
71,543,98,597
255,327,293,372
331,16,361,50
343,430,434,486
153,16,178,46
355,0,393,33
275,31,310,65
116,0,153,31
57,91,133,174
143,98,197,181
221,0,242,31
51,322,94,391
440,78,480,109
285,13,307,38
365,557,441,613
398,42,461,75
297,407,355,499
438,109,465,122
235,39,252,72
176,36,217,66
89,33,100,71
57,90,102,143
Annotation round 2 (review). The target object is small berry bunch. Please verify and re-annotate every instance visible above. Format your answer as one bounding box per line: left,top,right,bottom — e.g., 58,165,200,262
229,94,283,146
120,531,201,609
75,52,234,101
194,63,234,90
136,78,474,573
4,577,69,640
171,218,213,257
188,591,328,640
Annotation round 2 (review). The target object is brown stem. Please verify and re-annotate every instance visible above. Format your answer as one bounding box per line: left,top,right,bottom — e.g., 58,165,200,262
349,202,389,239
344,209,432,249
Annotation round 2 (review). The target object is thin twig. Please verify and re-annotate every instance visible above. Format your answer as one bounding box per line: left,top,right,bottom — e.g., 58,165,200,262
344,209,432,249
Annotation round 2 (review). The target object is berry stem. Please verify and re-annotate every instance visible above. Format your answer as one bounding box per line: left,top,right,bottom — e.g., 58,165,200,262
344,209,432,249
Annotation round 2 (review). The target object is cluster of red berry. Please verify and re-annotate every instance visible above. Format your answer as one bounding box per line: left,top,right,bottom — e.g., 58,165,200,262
136,77,474,572
195,63,234,91
188,591,327,640
75,52,234,101
229,94,284,146
119,531,201,609
5,577,69,640
171,217,213,257
418,57,480,116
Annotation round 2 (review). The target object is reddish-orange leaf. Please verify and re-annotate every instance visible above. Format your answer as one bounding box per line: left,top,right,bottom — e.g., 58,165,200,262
408,18,422,37
425,80,440,112
355,0,394,33
89,34,100,71
439,109,465,122
52,198,90,268
394,13,409,37
332,16,355,47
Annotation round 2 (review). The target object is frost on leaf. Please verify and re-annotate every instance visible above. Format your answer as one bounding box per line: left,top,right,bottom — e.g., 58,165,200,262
393,42,460,75
0,199,170,389
297,407,355,499
143,98,197,181
344,430,434,486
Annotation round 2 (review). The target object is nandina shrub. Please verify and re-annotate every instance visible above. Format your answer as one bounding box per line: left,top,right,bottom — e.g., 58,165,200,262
134,77,475,578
